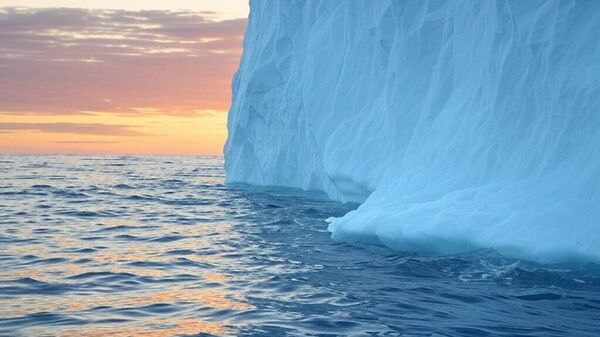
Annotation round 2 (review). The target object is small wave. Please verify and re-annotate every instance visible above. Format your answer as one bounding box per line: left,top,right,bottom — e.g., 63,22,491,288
95,225,138,232
159,198,212,206
32,228,57,234
0,190,45,196
162,179,184,184
13,175,40,180
172,258,213,269
164,249,196,255
22,257,69,265
0,312,86,328
135,303,180,315
0,278,69,295
53,190,89,198
57,210,117,218
68,248,97,254
149,235,184,243
31,184,52,189
67,271,136,280
126,194,154,202
113,183,135,189
114,234,145,241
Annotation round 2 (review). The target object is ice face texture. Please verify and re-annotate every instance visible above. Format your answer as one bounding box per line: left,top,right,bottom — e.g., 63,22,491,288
225,0,600,263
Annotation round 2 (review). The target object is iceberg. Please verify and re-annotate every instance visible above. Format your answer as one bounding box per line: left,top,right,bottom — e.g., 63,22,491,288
225,0,600,263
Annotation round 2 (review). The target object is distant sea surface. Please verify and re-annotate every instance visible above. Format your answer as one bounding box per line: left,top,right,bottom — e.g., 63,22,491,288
1,155,599,337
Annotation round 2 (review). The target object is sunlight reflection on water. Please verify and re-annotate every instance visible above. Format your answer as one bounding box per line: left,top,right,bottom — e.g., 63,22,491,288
1,155,600,336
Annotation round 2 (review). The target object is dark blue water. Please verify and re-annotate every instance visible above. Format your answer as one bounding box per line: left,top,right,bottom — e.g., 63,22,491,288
1,155,599,337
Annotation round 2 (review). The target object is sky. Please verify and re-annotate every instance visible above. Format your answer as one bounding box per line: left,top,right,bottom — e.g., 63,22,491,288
0,0,249,155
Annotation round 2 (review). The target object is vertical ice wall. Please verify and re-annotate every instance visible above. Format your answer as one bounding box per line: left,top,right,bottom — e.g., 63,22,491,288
225,0,600,263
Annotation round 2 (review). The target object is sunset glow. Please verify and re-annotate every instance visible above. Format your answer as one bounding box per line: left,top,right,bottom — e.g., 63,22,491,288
0,2,248,154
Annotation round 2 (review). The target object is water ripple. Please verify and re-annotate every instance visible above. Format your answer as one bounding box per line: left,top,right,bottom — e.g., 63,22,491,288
0,155,599,336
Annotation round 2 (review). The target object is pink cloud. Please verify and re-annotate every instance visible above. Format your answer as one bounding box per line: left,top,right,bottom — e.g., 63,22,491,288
0,122,146,136
0,7,247,117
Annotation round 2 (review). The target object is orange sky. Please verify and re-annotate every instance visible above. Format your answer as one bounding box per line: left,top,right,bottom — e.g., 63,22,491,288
0,3,248,155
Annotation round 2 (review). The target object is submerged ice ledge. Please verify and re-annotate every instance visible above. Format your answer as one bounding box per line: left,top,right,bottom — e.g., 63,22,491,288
225,0,600,263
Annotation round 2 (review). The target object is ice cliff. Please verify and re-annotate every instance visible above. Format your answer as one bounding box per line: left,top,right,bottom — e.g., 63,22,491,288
225,0,600,263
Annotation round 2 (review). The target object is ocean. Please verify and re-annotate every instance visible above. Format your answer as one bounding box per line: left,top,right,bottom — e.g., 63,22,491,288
1,155,599,336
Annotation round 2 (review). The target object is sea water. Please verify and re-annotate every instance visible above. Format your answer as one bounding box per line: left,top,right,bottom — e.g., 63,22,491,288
1,155,599,336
